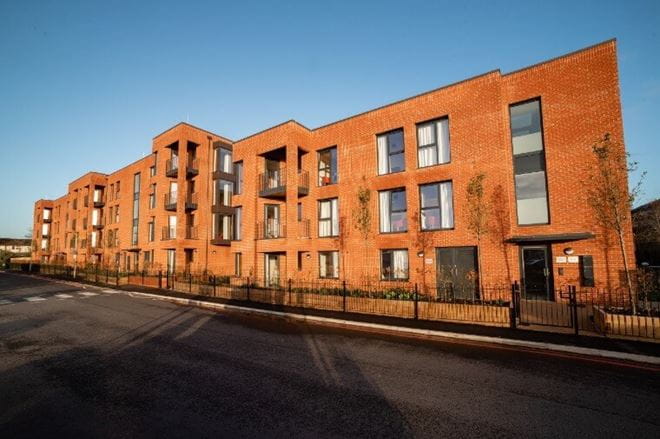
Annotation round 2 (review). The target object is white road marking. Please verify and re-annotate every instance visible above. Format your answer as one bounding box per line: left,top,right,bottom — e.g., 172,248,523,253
25,296,47,302
55,294,74,299
78,292,98,297
0,299,13,305
102,289,119,294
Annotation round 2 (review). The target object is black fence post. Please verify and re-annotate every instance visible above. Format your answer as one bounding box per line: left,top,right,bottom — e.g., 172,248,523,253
158,270,162,289
342,280,347,313
95,265,99,283
212,275,216,296
189,272,192,293
570,285,579,336
142,270,145,285
105,268,109,284
288,278,292,306
509,281,518,329
246,277,251,302
414,283,419,320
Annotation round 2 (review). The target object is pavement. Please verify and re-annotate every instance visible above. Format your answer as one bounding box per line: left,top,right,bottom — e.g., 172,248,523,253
1,271,659,438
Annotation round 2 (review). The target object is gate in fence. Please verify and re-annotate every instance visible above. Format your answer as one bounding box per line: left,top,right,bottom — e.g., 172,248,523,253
513,282,582,334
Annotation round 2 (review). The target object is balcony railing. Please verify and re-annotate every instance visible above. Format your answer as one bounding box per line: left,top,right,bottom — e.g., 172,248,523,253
92,218,105,229
259,167,286,198
185,192,198,210
297,219,310,238
162,226,176,240
185,226,198,239
256,220,286,239
186,158,199,177
298,170,309,196
166,157,179,177
43,216,52,223
164,192,177,211
89,241,103,253
93,194,105,208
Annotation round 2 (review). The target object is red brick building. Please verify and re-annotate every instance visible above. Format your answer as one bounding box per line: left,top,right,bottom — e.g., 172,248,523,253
32,40,633,300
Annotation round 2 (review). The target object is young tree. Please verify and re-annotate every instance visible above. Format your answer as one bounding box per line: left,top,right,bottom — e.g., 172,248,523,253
585,133,644,313
352,177,372,281
465,173,489,294
412,210,433,295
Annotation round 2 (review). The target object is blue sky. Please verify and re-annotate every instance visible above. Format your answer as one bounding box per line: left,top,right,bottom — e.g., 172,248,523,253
1,0,658,237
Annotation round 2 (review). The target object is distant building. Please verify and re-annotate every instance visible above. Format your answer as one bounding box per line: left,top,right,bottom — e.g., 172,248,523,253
632,199,660,266
0,238,31,255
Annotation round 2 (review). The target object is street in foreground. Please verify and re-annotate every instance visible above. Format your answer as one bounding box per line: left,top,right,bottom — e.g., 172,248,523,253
1,272,659,438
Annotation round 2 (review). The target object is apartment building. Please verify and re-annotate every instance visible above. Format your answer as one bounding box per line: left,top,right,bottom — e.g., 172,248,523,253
32,40,633,300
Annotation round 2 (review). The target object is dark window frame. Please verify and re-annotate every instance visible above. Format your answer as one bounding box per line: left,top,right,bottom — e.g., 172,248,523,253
318,197,338,238
377,128,406,175
317,146,338,186
415,116,451,169
318,250,339,279
418,181,454,231
380,248,409,281
380,187,408,234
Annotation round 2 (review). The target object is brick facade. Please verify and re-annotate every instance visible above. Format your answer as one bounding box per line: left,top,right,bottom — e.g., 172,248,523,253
32,40,634,298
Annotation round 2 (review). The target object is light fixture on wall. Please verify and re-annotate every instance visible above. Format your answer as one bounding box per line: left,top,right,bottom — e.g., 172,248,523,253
563,247,574,255
417,251,424,258
305,253,311,259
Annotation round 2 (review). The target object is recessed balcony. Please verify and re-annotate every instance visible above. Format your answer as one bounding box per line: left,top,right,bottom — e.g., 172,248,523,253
92,219,104,230
185,192,198,211
164,192,177,211
186,158,199,178
185,226,198,240
259,167,286,198
166,158,179,178
162,226,176,241
297,219,310,239
297,170,309,196
256,220,286,239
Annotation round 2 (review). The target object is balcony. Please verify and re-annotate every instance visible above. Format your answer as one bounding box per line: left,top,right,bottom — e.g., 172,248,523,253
162,226,176,240
185,192,198,211
186,158,199,178
89,242,103,254
92,218,105,230
164,192,177,211
256,220,286,239
297,219,310,238
166,157,179,178
259,167,286,198
211,235,230,246
41,230,50,238
43,214,52,223
297,170,309,196
185,226,198,239
93,195,105,207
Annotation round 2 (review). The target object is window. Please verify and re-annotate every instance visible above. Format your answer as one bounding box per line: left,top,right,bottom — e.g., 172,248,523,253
215,148,232,173
318,198,339,237
214,179,233,207
297,202,302,221
377,129,405,175
148,218,155,242
297,251,306,271
114,206,119,224
233,207,242,240
234,161,243,194
149,184,156,209
149,165,155,177
144,250,154,266
381,249,409,280
509,99,549,225
213,213,233,241
234,253,242,277
82,217,87,230
580,255,594,287
379,189,407,233
318,146,338,186
419,182,454,230
417,118,450,167
131,173,141,246
319,251,339,279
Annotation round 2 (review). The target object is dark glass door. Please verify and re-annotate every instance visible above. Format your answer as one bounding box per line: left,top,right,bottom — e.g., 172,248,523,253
521,246,551,300
436,247,479,300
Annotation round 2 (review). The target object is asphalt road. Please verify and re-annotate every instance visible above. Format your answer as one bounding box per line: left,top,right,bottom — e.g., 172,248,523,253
1,271,659,438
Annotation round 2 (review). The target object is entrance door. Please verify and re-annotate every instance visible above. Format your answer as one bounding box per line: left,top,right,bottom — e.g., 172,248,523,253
436,247,479,300
167,249,176,274
521,246,552,300
265,253,281,287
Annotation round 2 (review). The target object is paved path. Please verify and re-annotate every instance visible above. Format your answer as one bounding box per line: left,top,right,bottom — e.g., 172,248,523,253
1,271,659,438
